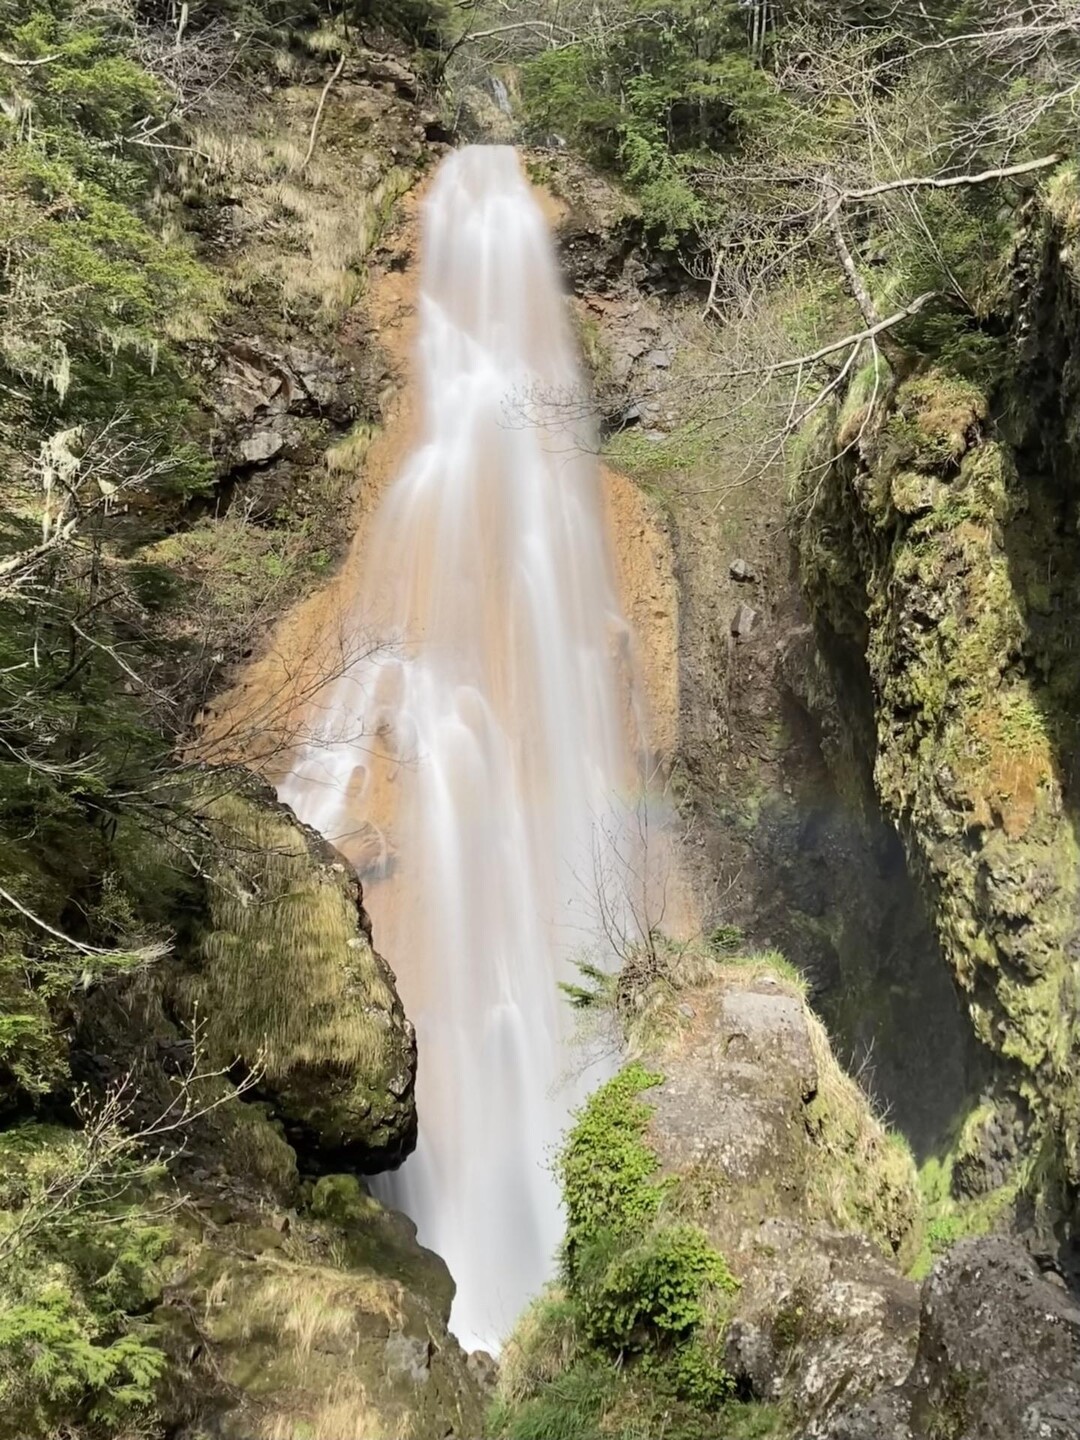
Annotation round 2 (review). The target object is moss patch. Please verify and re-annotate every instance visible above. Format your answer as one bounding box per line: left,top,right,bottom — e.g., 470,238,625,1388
803,1009,924,1269
789,321,1080,1220
185,790,415,1162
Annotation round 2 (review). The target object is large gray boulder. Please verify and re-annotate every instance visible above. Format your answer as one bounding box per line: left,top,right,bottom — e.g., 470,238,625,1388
813,1236,1080,1438
639,966,924,1423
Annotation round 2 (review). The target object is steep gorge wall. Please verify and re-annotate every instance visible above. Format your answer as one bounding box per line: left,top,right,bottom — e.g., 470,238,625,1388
544,153,1080,1260
788,179,1080,1246
544,161,982,1160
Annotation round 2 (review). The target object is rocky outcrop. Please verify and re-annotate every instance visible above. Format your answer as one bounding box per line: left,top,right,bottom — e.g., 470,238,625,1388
136,42,448,697
187,787,417,1167
639,964,923,1424
815,1237,1080,1439
160,1174,484,1440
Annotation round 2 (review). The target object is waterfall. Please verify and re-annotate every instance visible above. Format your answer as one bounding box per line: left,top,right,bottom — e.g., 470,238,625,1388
278,145,651,1352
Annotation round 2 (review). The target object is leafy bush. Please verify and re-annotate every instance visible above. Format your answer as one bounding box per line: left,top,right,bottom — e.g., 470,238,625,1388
560,1062,666,1270
579,1223,736,1352
494,1064,743,1437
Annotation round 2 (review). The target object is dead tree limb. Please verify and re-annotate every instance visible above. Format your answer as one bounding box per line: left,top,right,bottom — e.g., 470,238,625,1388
840,152,1062,202
716,292,939,379
826,193,879,331
0,50,59,66
299,51,346,173
0,521,79,593
0,885,170,963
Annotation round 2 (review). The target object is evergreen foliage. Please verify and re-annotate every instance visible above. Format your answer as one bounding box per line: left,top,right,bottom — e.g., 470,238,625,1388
520,0,783,243
0,0,215,1142
0,1123,172,1439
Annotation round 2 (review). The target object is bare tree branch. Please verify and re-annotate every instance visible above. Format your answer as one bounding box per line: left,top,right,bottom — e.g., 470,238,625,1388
717,292,938,379
838,151,1063,202
0,49,59,67
299,51,346,173
0,885,170,964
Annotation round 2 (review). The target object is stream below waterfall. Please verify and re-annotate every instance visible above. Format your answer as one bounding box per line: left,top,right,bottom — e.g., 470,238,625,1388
278,145,656,1351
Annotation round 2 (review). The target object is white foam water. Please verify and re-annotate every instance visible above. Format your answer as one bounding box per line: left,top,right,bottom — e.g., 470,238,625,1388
279,145,651,1351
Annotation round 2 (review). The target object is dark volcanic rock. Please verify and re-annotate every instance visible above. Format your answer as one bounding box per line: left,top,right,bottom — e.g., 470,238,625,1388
812,1237,1080,1439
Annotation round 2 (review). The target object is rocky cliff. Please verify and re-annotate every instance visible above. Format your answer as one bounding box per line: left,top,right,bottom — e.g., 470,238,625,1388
787,176,1080,1258
0,12,485,1436
491,148,1080,1437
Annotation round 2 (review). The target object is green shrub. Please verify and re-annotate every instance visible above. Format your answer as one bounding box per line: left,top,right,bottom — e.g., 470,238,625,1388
641,1337,736,1411
579,1223,736,1352
559,1062,665,1273
0,1292,165,1434
0,1124,174,1438
496,1064,742,1436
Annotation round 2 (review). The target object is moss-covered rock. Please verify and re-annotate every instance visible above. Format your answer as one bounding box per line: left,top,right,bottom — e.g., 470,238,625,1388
789,205,1080,1235
160,1172,483,1440
185,787,417,1167
638,964,922,1420
12,971,470,1440
0,1123,439,1440
495,948,926,1438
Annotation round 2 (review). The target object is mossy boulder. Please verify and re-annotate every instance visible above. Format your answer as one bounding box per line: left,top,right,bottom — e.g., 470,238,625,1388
637,968,922,1422
160,1172,483,1440
186,789,417,1167
35,954,470,1440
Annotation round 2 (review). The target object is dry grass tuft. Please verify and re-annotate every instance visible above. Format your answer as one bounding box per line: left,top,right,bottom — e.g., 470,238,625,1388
192,81,417,321
191,108,414,318
275,161,414,314
325,421,379,476
262,1383,410,1440
613,938,809,1057
205,1260,402,1350
261,1273,364,1356
804,1009,923,1264
262,1388,409,1440
497,1287,582,1406
208,1263,410,1440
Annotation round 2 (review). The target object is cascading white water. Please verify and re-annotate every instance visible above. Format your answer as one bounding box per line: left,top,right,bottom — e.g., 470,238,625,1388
278,145,651,1351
